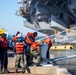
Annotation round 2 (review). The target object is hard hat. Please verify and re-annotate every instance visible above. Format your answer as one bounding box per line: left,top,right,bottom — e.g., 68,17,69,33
17,37,23,41
0,29,4,34
17,33,22,37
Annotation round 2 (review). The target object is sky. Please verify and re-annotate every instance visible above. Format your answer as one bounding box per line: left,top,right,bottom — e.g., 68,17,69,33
0,0,45,36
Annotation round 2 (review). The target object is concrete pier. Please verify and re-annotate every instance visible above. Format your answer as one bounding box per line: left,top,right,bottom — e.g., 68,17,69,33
0,57,71,75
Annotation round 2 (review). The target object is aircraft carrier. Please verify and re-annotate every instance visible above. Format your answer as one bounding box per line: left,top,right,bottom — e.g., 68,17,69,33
16,0,76,35
16,0,76,42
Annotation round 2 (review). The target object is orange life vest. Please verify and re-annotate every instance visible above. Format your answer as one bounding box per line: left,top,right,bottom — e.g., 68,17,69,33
25,32,35,45
12,35,18,41
6,38,9,45
43,38,52,47
0,36,7,48
15,42,24,54
31,42,41,50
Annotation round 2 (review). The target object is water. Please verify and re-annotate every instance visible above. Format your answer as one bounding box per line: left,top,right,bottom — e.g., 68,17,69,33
50,49,76,75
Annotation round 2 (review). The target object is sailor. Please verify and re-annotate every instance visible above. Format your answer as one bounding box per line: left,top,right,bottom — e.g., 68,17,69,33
43,37,53,58
12,31,24,68
28,40,43,65
14,37,25,73
0,33,10,74
25,32,38,65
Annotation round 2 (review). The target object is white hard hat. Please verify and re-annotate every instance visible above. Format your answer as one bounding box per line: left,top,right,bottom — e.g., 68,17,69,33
17,33,22,37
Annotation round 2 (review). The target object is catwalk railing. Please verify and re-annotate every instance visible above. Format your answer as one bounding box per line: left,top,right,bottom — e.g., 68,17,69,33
37,26,76,44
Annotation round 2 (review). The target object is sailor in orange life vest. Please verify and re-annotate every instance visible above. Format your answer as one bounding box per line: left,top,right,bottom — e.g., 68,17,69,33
14,37,25,73
25,32,38,65
28,41,43,66
0,33,10,74
12,31,24,68
43,36,54,58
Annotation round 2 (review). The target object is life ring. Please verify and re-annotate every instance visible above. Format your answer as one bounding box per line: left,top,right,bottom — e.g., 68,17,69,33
50,45,74,50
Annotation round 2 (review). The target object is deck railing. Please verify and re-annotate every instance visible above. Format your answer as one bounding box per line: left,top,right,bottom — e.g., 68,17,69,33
37,26,76,44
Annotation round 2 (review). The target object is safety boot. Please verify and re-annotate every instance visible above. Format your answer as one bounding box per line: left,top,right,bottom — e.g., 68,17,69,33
15,66,18,73
22,68,25,73
15,69,18,73
4,69,10,73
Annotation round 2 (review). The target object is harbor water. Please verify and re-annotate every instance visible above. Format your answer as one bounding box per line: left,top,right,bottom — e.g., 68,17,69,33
50,49,76,75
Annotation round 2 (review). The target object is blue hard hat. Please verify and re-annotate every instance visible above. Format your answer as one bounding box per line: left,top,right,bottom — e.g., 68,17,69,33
17,37,23,41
